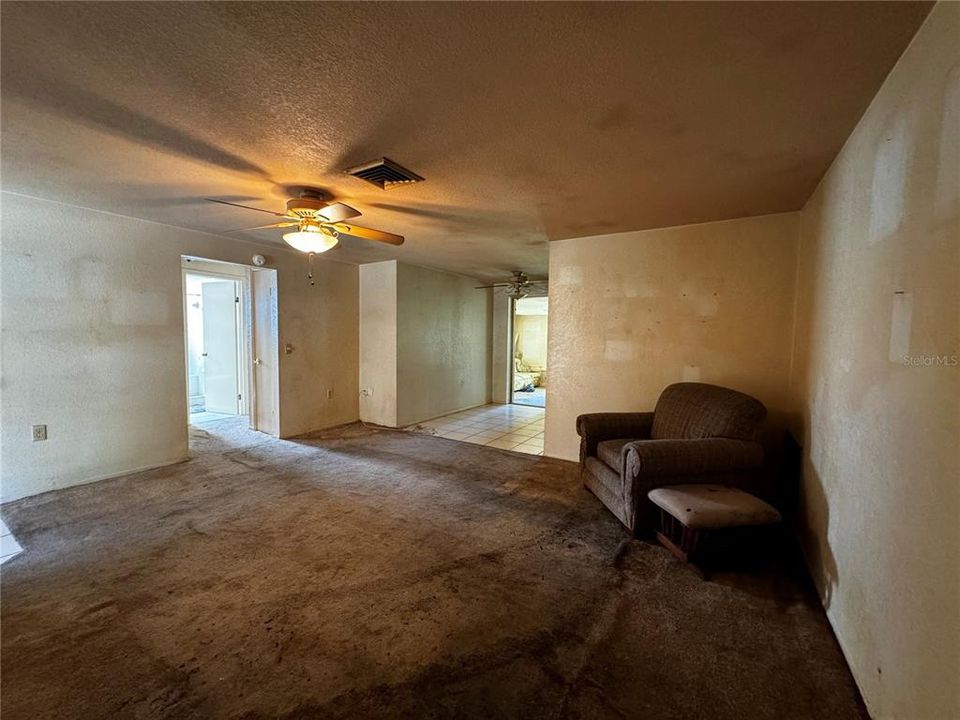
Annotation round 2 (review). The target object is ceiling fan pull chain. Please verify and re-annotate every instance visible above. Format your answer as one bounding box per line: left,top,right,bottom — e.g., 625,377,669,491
308,252,316,286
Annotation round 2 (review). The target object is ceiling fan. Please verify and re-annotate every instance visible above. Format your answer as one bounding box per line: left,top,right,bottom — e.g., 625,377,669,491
206,190,404,254
475,271,547,299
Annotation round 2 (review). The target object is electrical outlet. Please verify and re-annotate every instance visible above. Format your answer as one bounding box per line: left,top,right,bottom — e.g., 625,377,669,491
32,424,47,442
327,388,334,400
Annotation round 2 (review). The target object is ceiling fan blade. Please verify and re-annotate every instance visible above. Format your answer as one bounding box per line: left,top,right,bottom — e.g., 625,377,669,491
331,223,404,246
474,284,510,288
226,221,298,233
206,198,288,217
318,202,361,222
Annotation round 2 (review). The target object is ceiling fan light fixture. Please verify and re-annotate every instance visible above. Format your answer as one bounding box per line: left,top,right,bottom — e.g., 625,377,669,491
283,227,339,254
205,195,402,251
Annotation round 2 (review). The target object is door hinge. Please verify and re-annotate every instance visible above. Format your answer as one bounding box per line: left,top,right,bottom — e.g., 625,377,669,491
235,296,240,303
237,393,242,401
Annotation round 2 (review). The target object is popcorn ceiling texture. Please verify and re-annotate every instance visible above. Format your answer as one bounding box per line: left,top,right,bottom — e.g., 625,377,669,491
0,2,931,282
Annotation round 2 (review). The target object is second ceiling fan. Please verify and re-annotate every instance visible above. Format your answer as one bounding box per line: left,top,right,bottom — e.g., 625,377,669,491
207,191,404,254
475,271,547,299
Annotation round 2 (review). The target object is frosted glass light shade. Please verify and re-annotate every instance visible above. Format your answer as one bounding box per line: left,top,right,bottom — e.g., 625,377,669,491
282,231,339,253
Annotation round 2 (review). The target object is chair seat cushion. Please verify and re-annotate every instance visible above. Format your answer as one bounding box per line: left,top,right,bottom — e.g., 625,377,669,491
647,484,781,530
596,438,634,471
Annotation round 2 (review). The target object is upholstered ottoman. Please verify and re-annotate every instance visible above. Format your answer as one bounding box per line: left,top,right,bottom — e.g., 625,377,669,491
647,484,782,563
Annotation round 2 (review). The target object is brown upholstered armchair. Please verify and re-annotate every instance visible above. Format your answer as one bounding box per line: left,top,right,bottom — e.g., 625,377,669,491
576,383,767,536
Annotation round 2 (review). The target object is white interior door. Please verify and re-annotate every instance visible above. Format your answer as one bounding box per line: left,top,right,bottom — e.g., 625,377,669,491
201,281,240,414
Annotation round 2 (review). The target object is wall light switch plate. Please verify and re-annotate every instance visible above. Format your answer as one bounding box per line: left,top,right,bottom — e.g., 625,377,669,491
32,424,47,442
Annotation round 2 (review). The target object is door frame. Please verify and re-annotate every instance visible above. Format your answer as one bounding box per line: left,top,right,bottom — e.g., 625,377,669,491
182,267,249,416
249,266,280,436
509,295,548,408
508,297,518,405
181,257,279,436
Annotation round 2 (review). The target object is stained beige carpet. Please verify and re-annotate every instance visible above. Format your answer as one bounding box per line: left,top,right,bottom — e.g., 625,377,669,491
1,420,865,720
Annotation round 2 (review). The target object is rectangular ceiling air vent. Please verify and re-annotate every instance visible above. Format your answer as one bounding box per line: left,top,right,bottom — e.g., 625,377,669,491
344,157,424,190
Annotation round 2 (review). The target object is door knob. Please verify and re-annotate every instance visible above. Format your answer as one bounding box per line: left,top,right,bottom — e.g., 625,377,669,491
254,358,263,366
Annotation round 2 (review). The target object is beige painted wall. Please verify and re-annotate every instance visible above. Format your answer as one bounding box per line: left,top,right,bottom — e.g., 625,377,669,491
1,193,359,502
358,261,398,427
396,262,491,426
515,314,548,370
544,212,799,461
358,261,492,427
790,5,960,718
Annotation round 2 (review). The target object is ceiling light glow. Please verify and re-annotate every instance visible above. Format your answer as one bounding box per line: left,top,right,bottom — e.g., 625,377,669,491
283,230,339,254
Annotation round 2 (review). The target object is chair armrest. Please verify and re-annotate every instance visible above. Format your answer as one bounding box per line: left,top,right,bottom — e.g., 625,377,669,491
623,438,764,479
576,412,654,464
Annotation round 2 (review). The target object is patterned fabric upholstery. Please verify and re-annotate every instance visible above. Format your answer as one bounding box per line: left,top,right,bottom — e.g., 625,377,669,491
651,383,766,441
597,439,632,471
623,438,764,478
576,412,654,464
576,383,768,535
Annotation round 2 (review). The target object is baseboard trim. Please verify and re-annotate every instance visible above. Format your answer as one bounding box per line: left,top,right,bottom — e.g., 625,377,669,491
0,456,191,505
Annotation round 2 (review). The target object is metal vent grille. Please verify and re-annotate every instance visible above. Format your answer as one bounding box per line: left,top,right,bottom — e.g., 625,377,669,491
344,157,424,190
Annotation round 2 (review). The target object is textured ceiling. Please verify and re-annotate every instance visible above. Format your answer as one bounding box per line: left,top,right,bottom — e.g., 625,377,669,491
1,2,931,282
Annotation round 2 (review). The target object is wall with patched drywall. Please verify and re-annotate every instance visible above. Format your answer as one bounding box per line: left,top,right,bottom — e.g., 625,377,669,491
1,192,359,502
543,212,799,461
396,263,491,427
790,4,959,717
358,260,491,427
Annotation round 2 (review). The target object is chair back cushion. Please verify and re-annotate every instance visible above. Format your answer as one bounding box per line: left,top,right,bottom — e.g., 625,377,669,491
651,383,766,441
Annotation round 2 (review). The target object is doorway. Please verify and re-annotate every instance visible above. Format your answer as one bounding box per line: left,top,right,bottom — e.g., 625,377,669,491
184,271,245,423
182,257,279,435
511,296,547,408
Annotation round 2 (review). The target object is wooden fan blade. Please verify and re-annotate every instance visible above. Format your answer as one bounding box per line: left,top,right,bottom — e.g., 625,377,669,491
331,223,404,246
206,198,288,217
318,202,361,222
474,284,509,288
227,221,298,233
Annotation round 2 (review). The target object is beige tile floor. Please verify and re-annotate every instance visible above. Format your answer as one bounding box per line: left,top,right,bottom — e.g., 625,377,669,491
0,517,23,565
405,404,545,455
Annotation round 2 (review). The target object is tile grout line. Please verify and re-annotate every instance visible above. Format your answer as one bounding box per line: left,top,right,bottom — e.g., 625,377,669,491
407,403,546,456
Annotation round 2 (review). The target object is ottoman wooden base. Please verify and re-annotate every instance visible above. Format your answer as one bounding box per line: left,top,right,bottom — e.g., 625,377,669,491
655,513,703,563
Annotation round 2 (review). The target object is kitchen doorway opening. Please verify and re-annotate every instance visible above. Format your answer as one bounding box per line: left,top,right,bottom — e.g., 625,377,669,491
181,257,279,435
